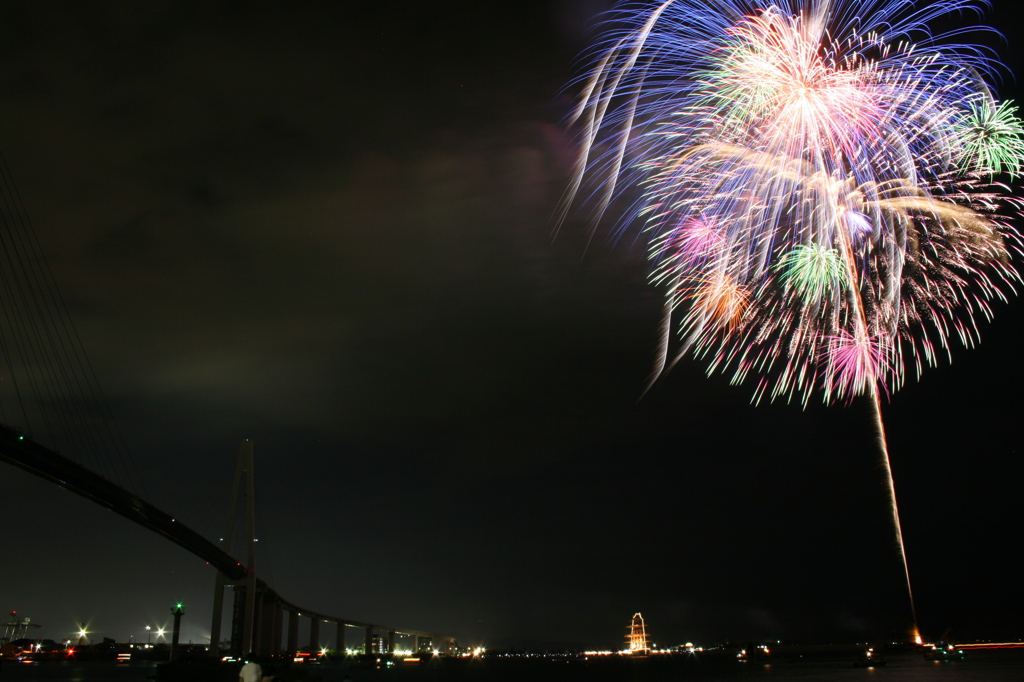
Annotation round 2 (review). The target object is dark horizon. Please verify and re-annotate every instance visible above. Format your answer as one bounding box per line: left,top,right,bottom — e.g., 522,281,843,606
1,0,1023,651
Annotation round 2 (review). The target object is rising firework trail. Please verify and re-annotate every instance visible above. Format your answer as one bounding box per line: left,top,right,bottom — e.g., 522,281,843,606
563,0,1024,638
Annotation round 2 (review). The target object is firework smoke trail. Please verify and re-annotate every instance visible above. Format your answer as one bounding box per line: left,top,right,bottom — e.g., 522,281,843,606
563,0,1024,636
869,389,919,640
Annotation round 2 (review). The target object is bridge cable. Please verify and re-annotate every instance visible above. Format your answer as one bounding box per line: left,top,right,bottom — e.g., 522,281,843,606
0,150,150,501
0,158,110,479
2,150,148,496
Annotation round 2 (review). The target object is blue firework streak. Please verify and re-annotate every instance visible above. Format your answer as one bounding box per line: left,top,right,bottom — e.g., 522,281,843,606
562,0,1024,644
561,0,1024,406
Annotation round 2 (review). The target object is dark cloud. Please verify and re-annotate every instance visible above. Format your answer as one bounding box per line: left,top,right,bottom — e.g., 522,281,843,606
1,0,1022,650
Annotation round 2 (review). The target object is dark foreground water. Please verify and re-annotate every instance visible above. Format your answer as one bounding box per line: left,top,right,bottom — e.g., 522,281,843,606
3,650,1023,682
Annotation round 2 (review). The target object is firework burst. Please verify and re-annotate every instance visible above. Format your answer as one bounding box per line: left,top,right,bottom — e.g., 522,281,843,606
563,0,1024,638
563,0,1024,405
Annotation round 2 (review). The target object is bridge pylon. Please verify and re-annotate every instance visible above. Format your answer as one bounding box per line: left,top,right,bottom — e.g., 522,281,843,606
210,440,258,659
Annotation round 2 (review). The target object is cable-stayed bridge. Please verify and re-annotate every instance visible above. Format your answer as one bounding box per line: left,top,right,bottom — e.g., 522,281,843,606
0,154,456,658
0,427,456,658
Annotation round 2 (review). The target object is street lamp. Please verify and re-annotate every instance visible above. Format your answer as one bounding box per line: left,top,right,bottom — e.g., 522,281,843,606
146,625,152,646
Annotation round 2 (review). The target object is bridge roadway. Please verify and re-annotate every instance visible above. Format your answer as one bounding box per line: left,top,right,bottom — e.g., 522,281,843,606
250,580,455,656
0,423,456,657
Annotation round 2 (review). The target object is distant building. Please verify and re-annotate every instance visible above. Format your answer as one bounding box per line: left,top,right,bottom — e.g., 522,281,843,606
369,634,387,654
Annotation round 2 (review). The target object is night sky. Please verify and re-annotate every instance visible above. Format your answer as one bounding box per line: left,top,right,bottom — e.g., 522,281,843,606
1,1,1023,652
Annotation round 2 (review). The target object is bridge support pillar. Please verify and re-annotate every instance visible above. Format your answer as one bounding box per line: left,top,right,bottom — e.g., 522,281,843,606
269,599,283,657
250,585,262,656
255,590,277,658
210,575,227,658
412,635,419,653
310,617,320,653
287,611,299,654
365,626,373,654
336,622,345,652
243,570,257,655
388,629,395,653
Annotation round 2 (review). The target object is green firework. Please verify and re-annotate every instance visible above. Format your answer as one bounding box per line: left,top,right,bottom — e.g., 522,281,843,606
956,99,1024,178
778,243,849,303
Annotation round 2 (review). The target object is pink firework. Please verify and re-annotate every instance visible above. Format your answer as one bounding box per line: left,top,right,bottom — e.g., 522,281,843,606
823,332,890,404
671,216,724,265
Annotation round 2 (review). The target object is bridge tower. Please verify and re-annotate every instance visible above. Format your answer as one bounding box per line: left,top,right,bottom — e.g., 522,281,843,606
210,440,258,658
